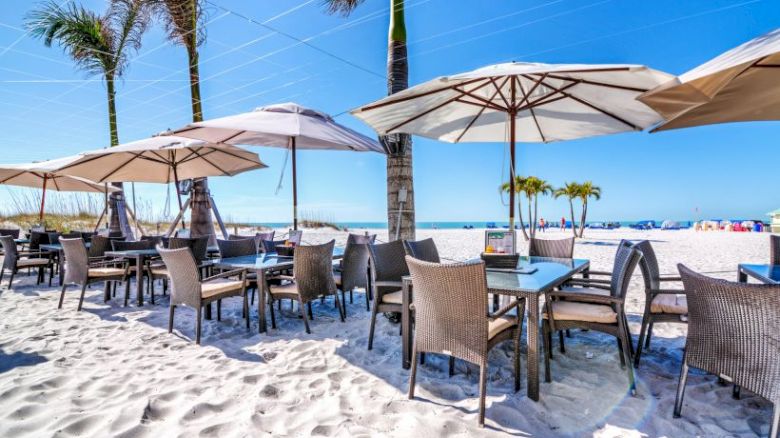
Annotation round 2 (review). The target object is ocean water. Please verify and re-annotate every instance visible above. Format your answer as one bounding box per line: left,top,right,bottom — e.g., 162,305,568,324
247,220,695,230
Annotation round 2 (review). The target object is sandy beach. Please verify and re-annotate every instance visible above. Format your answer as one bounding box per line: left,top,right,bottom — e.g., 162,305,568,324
0,228,774,437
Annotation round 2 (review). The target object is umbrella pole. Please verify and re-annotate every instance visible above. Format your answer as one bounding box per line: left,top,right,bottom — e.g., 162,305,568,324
291,137,298,230
508,77,517,232
39,174,47,225
172,165,185,230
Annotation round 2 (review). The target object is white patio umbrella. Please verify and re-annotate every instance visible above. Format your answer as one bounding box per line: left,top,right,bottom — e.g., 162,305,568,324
638,28,780,131
172,102,384,229
351,61,673,228
0,156,119,223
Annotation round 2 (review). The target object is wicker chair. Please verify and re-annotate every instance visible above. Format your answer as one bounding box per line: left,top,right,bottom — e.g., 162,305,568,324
367,240,409,350
158,246,248,344
266,240,342,334
57,238,128,311
151,236,210,293
217,238,257,258
0,228,20,239
28,231,50,251
0,235,54,288
528,237,575,258
542,240,642,395
261,239,288,254
771,235,780,265
287,229,303,245
88,235,122,259
677,265,779,437
403,238,440,263
406,257,522,427
111,239,157,304
334,234,376,313
633,240,687,367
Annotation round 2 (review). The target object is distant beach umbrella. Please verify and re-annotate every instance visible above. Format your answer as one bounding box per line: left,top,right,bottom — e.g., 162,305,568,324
0,156,119,223
639,28,780,132
171,102,384,229
352,62,672,228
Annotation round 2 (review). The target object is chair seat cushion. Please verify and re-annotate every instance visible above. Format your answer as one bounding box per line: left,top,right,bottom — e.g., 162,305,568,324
89,267,126,277
543,301,617,324
560,286,610,296
202,279,244,298
333,272,342,286
151,268,169,277
381,290,403,305
650,294,688,314
17,258,50,267
488,316,517,340
269,281,298,296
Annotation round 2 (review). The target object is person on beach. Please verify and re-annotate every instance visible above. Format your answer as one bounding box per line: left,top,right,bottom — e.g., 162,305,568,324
540,218,546,232
561,216,566,231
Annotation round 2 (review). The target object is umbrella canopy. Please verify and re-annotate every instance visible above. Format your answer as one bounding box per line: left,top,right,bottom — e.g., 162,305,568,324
172,102,384,229
0,156,119,222
352,61,673,227
53,135,267,184
638,28,780,131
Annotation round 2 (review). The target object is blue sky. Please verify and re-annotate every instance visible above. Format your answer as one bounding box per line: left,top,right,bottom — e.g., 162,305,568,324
0,0,778,224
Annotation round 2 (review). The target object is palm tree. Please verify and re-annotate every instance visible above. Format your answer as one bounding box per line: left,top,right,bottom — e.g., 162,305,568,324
523,177,553,238
325,0,416,240
500,176,529,240
143,0,213,239
554,182,581,238
577,181,601,237
26,0,149,233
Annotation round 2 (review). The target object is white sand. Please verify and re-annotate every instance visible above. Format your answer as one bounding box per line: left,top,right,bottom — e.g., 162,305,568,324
0,228,775,437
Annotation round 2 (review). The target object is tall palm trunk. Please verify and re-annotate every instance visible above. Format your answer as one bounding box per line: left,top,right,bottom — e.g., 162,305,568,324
517,196,529,240
184,8,214,242
105,74,126,234
578,201,588,237
384,0,415,241
527,194,534,238
568,198,577,238
533,194,539,238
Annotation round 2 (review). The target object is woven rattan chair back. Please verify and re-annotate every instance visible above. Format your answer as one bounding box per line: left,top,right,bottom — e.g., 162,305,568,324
341,236,373,291
256,231,275,241
60,238,89,284
678,264,780,406
528,237,575,259
369,240,410,283
89,236,121,258
0,235,18,270
29,231,49,250
403,238,440,263
112,239,155,251
292,240,337,302
406,257,489,363
158,246,202,308
287,229,303,245
218,238,256,258
609,240,641,299
261,239,287,253
347,233,376,245
633,240,661,290
0,228,20,239
169,236,209,262
771,235,780,265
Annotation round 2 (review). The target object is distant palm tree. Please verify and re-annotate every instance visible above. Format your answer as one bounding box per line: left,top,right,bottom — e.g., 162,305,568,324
324,0,416,240
524,176,553,238
554,182,581,238
501,175,529,240
577,181,601,237
143,0,213,238
27,0,149,233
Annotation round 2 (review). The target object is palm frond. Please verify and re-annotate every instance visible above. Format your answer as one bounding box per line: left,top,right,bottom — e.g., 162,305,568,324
146,0,206,50
109,0,151,76
322,0,366,17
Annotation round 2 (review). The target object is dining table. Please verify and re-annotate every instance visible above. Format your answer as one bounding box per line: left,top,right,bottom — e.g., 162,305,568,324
208,247,344,333
737,263,780,284
401,255,590,402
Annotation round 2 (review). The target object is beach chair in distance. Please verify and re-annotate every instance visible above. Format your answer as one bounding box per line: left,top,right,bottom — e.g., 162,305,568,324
57,238,128,311
528,237,575,259
405,257,521,427
0,235,54,289
677,265,779,438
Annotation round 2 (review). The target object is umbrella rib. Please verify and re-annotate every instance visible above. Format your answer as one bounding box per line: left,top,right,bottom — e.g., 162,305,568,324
453,83,510,112
537,73,651,92
516,78,580,111
0,170,29,184
209,147,264,165
516,73,549,110
218,130,247,143
188,148,231,176
516,77,546,142
488,76,511,109
50,174,61,191
384,79,495,133
455,78,509,143
99,152,145,183
532,76,642,131
358,77,489,112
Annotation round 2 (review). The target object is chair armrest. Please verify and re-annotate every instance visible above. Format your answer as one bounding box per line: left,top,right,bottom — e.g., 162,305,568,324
564,279,611,290
18,250,48,257
268,274,295,282
89,259,128,268
658,276,682,282
648,288,686,296
547,290,623,305
203,268,246,283
584,270,612,276
489,301,519,320
374,280,404,288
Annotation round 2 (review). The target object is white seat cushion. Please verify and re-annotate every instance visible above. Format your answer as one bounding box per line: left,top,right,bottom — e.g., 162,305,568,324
650,294,688,314
89,267,126,277
202,279,244,298
269,282,299,296
488,317,517,340
543,301,617,324
381,290,403,305
560,286,610,296
151,268,168,277
17,258,50,267
333,272,342,286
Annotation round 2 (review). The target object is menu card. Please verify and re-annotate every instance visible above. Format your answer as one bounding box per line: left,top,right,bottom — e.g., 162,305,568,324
484,230,516,254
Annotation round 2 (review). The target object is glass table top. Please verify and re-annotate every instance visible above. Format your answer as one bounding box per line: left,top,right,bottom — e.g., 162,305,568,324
211,247,345,271
739,264,780,284
481,256,590,293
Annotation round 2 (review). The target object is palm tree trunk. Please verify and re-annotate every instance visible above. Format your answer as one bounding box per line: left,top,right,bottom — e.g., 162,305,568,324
578,201,588,238
527,194,534,238
186,41,214,242
533,195,539,238
105,75,126,235
384,0,415,241
517,195,529,240
568,198,577,238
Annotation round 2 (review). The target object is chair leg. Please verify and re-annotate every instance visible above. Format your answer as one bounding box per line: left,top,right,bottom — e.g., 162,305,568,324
250,288,255,306
124,279,130,307
367,300,378,350
542,320,552,383
0,267,5,286
770,404,779,438
618,316,636,395
196,306,202,344
635,312,651,368
514,327,521,392
77,283,88,311
645,322,654,348
334,293,345,322
365,287,370,312
449,356,455,377
48,264,53,286
565,329,571,338
36,266,42,285
168,305,175,333
673,356,690,418
732,385,741,400
558,330,566,354
58,284,68,309
408,345,418,400
492,294,499,312
349,289,353,304
478,361,488,427
269,298,277,329
244,293,250,329
299,298,311,334
149,278,155,305
8,269,16,289
217,299,221,321
617,338,626,368
307,302,313,320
